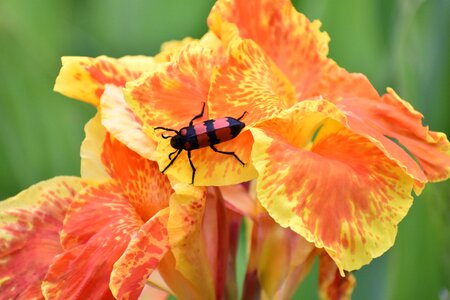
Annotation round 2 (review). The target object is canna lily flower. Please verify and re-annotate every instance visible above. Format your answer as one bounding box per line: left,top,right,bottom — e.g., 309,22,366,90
123,0,450,276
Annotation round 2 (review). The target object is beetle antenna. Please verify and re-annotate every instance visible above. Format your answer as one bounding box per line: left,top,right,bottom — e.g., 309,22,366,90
237,111,248,120
154,127,179,134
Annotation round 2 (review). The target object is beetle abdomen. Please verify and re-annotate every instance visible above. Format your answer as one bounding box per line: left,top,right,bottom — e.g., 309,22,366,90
181,117,245,150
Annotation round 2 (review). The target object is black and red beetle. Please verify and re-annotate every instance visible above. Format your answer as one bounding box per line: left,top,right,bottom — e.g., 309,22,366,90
154,102,247,184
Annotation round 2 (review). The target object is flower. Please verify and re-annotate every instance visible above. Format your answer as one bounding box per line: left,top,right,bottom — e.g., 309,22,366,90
2,0,450,298
123,0,450,274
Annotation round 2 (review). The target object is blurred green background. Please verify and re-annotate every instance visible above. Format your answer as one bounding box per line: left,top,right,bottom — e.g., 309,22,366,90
0,0,448,299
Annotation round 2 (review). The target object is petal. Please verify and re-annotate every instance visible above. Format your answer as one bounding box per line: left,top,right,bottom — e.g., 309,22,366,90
0,177,84,299
110,208,170,300
318,254,356,300
251,101,415,272
155,32,224,63
209,38,297,126
220,184,257,219
138,285,168,300
82,111,172,220
165,184,215,299
43,182,143,299
339,88,450,182
125,43,219,130
154,129,257,186
244,214,316,299
55,56,156,106
101,84,157,161
101,133,173,221
208,0,379,102
80,113,111,181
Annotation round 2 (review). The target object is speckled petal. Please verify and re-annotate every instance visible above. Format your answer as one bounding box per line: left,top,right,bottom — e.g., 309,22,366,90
0,177,84,299
251,100,415,272
110,208,170,300
42,182,143,299
101,133,173,221
209,38,297,126
125,43,218,130
55,55,157,106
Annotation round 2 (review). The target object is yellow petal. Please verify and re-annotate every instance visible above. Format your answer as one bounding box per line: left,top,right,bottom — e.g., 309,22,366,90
55,55,156,106
80,113,111,181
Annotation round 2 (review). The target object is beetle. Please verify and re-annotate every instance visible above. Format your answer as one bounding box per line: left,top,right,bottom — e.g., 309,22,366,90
154,102,247,184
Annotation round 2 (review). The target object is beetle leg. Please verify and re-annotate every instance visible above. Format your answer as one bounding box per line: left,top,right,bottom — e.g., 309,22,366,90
189,102,206,126
168,149,178,160
209,145,245,166
162,149,183,174
236,111,248,121
187,150,196,184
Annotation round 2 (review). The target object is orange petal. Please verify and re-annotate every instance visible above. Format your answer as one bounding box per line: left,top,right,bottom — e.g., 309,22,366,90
125,43,219,130
165,184,215,299
55,55,156,106
339,88,450,183
80,113,111,181
319,253,356,300
101,134,173,221
209,38,297,126
43,182,143,299
0,177,84,299
154,128,257,186
101,84,157,161
110,208,170,300
251,100,415,272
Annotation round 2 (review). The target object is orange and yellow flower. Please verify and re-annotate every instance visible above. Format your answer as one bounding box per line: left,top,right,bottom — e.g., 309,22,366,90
1,0,450,299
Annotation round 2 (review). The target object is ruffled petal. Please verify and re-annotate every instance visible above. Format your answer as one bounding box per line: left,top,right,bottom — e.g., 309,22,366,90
110,208,170,300
318,254,356,300
0,177,84,299
251,101,415,272
155,31,224,63
209,38,297,126
338,88,450,182
125,43,219,130
55,56,156,106
208,0,379,102
101,84,157,161
43,182,143,299
101,134,173,221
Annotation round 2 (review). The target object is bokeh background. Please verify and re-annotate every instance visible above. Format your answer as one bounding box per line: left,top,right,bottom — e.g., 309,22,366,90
0,0,448,299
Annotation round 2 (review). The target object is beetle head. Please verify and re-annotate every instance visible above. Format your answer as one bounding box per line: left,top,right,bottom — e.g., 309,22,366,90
170,134,184,149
